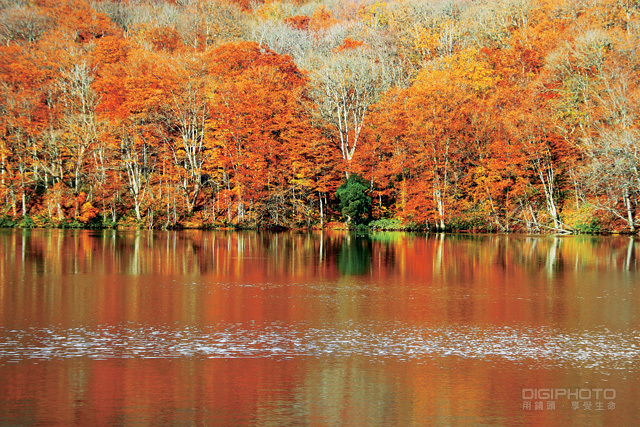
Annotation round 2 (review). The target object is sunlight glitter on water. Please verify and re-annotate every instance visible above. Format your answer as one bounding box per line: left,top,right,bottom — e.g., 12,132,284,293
1,324,639,370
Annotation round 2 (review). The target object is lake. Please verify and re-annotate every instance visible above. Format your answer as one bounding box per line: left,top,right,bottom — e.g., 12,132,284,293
0,229,638,425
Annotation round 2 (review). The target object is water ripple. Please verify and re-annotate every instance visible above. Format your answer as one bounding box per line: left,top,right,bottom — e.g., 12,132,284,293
1,324,638,370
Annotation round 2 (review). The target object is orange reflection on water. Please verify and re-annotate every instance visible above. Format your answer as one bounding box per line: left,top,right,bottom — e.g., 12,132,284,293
0,230,638,426
1,230,638,329
1,357,635,426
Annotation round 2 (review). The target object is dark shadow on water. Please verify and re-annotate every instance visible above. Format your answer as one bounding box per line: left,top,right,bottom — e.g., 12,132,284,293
337,234,372,275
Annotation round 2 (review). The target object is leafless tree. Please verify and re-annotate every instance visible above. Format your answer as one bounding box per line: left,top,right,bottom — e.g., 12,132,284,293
583,130,639,232
311,50,385,172
0,3,51,45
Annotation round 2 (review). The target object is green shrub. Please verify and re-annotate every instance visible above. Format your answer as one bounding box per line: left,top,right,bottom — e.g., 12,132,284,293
369,218,404,230
573,218,603,234
0,216,16,228
18,216,35,229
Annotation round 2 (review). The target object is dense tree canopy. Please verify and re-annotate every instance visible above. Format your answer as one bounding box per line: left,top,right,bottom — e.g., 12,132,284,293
1,0,639,233
337,174,371,225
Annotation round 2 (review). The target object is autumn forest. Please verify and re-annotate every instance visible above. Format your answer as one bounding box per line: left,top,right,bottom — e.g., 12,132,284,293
1,0,639,233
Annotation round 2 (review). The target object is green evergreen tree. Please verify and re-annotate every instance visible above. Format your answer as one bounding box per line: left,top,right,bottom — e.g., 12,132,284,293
336,174,371,225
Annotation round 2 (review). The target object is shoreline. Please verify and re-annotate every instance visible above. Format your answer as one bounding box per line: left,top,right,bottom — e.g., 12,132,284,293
1,224,636,236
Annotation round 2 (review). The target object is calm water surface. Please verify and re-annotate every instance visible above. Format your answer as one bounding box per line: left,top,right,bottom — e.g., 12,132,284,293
0,230,638,426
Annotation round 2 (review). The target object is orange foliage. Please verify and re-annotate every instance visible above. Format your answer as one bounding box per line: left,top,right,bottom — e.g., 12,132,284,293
0,0,638,232
309,6,337,32
284,15,310,31
144,26,181,52
37,0,121,42
333,37,365,52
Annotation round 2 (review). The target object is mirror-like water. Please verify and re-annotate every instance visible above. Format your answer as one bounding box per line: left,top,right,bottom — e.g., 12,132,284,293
0,230,638,426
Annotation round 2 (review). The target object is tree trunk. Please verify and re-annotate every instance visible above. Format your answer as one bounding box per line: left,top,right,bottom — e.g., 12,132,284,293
434,188,445,230
319,192,324,228
624,191,636,233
